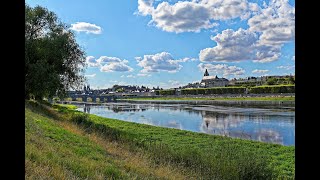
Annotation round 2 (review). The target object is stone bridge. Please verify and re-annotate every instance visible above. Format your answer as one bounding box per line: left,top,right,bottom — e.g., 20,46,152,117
69,94,117,103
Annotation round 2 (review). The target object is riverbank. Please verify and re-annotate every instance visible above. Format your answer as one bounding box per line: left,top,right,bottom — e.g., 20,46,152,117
26,101,294,179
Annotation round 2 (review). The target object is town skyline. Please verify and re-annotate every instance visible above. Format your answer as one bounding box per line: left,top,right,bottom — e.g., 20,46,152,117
26,0,295,89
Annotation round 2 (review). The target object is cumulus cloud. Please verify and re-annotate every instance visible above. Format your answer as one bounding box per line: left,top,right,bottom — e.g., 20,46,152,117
199,28,283,63
252,69,269,74
100,62,133,72
86,56,100,67
248,0,295,45
292,55,295,61
136,52,187,73
136,0,155,16
198,63,245,77
200,28,258,62
86,56,133,72
198,0,294,63
137,0,256,33
70,22,102,34
84,73,96,78
276,65,295,70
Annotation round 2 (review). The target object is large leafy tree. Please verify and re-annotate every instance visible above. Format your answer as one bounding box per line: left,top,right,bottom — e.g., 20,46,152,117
25,4,86,100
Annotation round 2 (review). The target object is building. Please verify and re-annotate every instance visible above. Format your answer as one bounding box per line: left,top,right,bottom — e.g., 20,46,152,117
200,69,229,88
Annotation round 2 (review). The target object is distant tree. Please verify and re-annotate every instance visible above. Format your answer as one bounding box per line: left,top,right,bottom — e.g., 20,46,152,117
288,76,295,84
266,78,277,85
25,4,86,100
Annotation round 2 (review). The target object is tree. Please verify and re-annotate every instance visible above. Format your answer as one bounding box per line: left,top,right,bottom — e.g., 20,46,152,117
288,76,295,84
25,4,86,100
266,78,277,85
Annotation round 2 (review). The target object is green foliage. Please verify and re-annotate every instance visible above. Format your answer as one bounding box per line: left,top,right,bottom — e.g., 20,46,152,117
249,85,295,94
158,89,176,95
25,4,86,100
267,78,277,85
181,87,246,95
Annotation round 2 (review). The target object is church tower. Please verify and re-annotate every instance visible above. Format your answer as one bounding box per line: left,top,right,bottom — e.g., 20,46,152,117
204,69,209,76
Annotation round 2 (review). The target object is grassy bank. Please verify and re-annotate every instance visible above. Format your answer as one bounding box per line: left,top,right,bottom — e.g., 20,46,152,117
25,101,188,179
120,96,295,101
26,101,294,179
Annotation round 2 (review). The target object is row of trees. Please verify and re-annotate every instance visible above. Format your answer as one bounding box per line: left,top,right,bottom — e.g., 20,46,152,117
156,85,295,95
25,4,86,100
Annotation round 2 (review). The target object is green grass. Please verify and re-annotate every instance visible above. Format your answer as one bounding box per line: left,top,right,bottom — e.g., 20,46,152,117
67,107,294,179
26,101,188,179
25,103,130,179
26,101,295,179
120,96,295,101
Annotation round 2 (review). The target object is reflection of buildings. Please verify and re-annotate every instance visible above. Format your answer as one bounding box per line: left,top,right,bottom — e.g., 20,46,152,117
256,129,283,144
200,111,244,135
106,104,148,113
199,111,285,144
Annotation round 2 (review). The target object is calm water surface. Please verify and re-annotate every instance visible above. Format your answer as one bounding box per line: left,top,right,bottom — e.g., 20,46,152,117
76,102,295,146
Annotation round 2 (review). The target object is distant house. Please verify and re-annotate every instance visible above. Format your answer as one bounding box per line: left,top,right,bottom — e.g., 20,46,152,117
200,69,229,88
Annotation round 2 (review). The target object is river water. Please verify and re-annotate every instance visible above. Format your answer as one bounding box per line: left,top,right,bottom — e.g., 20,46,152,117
75,101,295,146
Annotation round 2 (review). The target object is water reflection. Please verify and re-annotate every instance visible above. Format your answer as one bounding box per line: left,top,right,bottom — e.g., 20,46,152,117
76,102,295,146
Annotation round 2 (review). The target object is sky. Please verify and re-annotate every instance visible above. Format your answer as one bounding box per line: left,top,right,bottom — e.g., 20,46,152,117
26,0,295,89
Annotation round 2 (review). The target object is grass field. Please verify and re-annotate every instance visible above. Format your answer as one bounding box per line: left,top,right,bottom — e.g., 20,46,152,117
25,101,294,179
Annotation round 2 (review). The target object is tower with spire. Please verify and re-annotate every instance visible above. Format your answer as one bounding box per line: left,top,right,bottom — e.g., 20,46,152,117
204,69,209,76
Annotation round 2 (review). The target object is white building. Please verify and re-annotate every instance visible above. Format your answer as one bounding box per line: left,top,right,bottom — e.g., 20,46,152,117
200,69,229,88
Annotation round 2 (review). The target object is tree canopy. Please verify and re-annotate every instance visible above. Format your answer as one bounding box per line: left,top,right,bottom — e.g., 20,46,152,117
25,4,86,100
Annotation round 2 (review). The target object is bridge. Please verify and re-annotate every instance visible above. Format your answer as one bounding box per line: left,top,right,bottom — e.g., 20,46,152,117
68,94,118,103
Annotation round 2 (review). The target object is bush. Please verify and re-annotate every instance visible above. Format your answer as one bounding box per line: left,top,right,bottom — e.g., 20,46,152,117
249,85,295,94
181,87,246,95
158,90,176,95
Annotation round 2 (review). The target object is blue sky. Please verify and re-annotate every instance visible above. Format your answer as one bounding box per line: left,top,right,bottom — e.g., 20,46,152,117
26,0,295,89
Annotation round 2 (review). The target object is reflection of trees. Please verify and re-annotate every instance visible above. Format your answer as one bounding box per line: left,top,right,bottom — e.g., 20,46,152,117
104,104,150,113
83,105,91,114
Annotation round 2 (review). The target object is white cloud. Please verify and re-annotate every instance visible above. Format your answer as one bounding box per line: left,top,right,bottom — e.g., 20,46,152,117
86,56,100,67
248,0,295,45
198,63,245,77
136,0,155,16
84,73,96,78
252,69,269,74
175,57,198,62
200,28,258,62
100,62,133,72
137,73,151,77
70,22,102,34
86,56,134,72
198,0,294,63
276,65,295,70
199,28,282,63
97,56,126,64
136,52,185,73
292,55,295,61
137,0,255,33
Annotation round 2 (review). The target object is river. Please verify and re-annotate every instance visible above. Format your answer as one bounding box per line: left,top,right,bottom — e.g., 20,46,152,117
73,101,295,146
